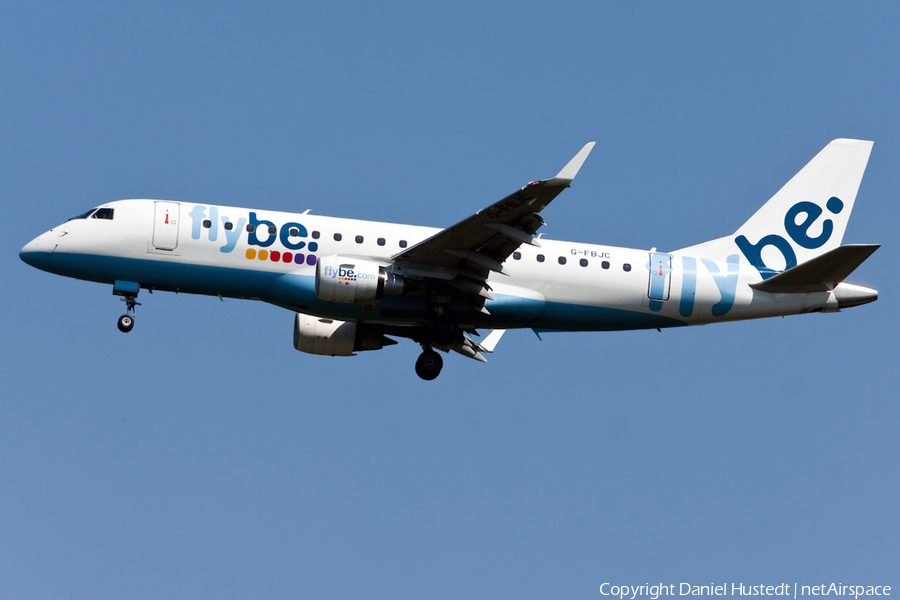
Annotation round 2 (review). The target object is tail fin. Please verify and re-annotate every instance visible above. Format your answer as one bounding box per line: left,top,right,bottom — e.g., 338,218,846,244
680,139,873,278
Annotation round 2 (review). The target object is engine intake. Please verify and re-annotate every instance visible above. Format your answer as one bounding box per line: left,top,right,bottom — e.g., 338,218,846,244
315,255,404,303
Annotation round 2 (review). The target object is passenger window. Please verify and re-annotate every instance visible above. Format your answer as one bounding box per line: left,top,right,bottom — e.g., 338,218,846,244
92,208,114,220
377,238,386,246
268,225,277,235
537,254,545,263
601,261,610,269
202,220,211,228
334,233,342,241
355,235,364,244
558,257,566,265
224,222,233,230
513,252,521,260
623,263,632,272
399,240,408,248
289,227,299,237
246,224,256,233
579,258,588,267
312,231,320,239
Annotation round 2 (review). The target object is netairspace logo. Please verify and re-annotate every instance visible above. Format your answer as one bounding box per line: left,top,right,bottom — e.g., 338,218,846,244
599,583,891,600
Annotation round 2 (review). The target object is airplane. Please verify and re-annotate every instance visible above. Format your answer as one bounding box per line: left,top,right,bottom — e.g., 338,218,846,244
20,139,879,380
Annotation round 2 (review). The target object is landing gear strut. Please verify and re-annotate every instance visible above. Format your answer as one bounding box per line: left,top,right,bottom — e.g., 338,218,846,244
415,348,443,381
431,317,458,346
113,282,141,333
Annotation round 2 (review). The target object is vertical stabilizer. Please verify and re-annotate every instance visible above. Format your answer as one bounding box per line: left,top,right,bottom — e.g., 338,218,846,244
678,139,873,278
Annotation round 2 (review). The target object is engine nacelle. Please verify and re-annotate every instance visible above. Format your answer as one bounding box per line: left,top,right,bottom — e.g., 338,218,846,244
293,312,395,356
315,255,404,303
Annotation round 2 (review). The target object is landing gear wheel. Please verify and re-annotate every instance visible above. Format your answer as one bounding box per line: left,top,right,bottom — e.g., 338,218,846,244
117,314,134,333
415,350,443,381
113,286,141,333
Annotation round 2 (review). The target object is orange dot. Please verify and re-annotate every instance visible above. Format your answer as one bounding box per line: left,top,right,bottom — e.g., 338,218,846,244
258,250,268,261
246,249,256,260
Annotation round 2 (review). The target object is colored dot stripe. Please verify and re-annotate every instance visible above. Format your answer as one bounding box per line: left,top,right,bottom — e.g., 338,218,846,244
243,248,315,267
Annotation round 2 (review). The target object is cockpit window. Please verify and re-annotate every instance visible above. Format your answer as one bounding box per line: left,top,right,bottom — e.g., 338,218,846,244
68,208,97,221
91,208,114,220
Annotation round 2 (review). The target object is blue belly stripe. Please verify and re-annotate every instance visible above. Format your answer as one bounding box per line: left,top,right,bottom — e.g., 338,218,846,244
24,251,688,332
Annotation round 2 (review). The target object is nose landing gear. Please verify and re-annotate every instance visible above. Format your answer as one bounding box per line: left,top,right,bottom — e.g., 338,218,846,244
415,348,443,381
113,281,141,333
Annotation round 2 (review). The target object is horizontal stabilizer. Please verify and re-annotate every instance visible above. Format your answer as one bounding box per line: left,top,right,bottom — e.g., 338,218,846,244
750,244,879,293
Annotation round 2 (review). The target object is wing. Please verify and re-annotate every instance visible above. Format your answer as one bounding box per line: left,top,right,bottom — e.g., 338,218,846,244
391,142,595,308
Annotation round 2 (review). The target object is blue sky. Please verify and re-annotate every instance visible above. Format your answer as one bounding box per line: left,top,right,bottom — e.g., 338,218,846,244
2,2,898,598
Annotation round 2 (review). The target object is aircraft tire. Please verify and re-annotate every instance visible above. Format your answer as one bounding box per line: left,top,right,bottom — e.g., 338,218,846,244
117,314,134,333
415,350,443,381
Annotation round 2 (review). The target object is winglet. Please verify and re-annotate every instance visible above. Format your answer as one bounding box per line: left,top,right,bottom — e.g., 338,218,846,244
551,142,596,183
478,329,506,353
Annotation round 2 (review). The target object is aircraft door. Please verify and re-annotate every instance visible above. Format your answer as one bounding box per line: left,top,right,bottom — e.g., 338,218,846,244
152,201,180,250
648,252,672,301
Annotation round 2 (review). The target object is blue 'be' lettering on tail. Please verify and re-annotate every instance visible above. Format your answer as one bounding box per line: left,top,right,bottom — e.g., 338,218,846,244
736,197,843,279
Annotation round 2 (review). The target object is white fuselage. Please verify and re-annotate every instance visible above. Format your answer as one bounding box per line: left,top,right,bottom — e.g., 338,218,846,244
20,199,841,333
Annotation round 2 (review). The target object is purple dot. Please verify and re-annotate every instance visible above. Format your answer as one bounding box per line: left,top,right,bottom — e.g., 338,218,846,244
294,253,304,264
307,255,317,266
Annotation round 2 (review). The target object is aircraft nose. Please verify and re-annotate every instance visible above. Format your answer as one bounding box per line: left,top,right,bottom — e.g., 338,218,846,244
20,233,55,268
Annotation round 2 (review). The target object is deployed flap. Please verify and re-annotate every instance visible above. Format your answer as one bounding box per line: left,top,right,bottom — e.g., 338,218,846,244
448,329,507,362
750,244,879,293
449,335,488,362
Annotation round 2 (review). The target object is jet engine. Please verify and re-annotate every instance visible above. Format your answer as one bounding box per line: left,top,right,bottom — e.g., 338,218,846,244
315,255,404,303
293,312,396,356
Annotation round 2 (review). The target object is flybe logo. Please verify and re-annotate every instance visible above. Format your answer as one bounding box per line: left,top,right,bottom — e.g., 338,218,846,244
187,205,319,266
320,265,378,282
323,265,356,282
735,197,844,279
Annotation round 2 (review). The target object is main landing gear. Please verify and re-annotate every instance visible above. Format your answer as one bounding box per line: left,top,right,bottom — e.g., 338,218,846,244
113,281,141,333
415,348,443,381
413,312,458,380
